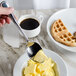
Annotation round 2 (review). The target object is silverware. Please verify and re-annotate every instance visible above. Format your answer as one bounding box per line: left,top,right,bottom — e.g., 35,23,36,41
1,1,42,58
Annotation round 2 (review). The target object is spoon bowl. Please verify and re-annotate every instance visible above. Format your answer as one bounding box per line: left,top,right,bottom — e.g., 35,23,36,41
27,42,42,57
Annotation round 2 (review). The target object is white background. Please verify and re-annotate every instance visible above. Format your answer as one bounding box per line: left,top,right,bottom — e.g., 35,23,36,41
0,0,76,9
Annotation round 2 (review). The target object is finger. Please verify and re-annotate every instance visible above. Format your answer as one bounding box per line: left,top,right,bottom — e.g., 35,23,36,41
1,15,8,19
1,15,11,24
0,18,5,24
0,7,14,15
5,17,11,24
0,23,3,27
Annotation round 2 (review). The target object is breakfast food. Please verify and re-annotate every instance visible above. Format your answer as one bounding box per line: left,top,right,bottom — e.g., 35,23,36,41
51,19,76,46
33,50,48,63
73,32,76,39
23,50,59,76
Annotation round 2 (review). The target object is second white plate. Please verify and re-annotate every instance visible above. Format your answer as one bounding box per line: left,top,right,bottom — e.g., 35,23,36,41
47,8,76,52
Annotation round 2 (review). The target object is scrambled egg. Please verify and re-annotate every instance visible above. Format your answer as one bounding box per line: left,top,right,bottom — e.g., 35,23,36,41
23,50,59,76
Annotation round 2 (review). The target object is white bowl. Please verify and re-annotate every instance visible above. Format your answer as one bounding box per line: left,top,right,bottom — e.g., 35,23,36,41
47,8,76,52
13,48,67,76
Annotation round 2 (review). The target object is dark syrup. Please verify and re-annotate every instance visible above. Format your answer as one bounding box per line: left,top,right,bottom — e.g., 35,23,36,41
20,18,39,30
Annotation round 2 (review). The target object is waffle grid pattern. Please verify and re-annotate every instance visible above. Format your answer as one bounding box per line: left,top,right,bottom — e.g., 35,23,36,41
51,19,76,46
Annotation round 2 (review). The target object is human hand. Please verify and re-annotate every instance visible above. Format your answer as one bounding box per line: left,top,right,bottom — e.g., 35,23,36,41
0,7,14,27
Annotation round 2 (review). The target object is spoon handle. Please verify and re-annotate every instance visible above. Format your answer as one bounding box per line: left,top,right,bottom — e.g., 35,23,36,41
10,14,29,42
1,1,29,42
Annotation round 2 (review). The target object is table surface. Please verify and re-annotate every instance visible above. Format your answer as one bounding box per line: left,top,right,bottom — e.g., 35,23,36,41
0,9,76,76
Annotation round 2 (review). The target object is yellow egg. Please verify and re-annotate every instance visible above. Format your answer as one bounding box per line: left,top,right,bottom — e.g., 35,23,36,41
23,50,59,76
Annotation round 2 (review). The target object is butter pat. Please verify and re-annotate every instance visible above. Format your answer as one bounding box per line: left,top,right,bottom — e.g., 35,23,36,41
25,74,32,76
24,63,37,74
27,42,34,47
37,58,55,72
42,69,55,76
34,50,48,63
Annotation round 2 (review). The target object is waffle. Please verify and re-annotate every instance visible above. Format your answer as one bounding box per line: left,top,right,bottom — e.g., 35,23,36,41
51,19,76,47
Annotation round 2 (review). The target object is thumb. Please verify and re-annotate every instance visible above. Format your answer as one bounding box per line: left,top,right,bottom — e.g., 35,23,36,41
0,7,14,15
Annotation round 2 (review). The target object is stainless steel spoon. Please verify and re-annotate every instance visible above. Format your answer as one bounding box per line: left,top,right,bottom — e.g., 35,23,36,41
1,1,42,58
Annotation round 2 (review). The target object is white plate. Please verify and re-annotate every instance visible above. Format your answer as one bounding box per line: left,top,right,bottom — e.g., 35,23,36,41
13,48,67,76
47,8,76,52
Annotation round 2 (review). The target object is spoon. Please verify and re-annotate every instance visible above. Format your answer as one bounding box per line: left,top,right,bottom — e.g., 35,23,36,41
1,1,42,58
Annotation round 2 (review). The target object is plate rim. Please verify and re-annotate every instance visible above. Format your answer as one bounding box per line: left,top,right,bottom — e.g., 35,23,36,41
47,8,76,52
13,48,68,76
